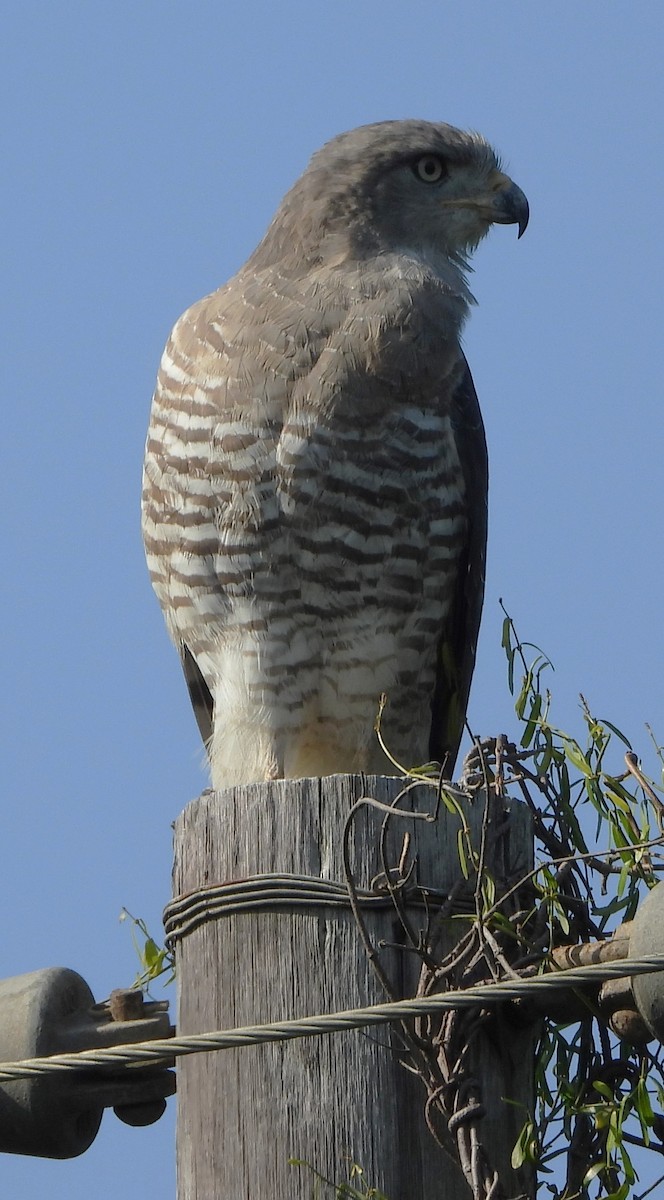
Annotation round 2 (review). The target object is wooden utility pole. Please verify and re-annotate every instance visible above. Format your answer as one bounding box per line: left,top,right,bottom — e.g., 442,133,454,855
172,775,534,1200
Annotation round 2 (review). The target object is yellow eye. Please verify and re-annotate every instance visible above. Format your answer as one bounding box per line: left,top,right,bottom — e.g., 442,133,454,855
413,155,447,183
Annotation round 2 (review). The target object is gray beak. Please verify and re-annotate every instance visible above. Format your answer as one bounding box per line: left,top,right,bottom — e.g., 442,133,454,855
494,180,530,239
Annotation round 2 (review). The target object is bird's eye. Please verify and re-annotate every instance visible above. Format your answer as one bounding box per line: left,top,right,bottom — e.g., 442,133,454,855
412,155,447,183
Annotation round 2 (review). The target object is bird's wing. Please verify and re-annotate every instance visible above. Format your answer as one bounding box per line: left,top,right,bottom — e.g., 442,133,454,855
143,274,328,749
428,352,488,776
181,642,214,748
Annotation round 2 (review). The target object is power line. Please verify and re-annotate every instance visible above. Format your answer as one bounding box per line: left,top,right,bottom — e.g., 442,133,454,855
1,954,661,1083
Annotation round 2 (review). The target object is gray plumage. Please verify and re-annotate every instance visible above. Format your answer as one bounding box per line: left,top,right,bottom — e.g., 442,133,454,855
142,119,528,787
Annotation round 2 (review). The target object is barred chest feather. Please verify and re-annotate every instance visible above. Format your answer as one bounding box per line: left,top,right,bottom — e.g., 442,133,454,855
143,257,471,784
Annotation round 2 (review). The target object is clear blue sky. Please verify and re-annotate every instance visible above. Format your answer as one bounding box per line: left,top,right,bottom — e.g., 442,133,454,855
2,3,662,1196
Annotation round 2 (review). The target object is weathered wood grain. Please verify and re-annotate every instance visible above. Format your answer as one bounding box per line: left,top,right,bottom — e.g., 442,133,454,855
173,775,534,1200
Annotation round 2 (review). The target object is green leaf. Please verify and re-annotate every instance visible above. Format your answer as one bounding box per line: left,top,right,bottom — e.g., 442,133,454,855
601,718,634,751
439,788,463,817
553,902,570,936
592,1080,614,1100
604,776,639,806
562,738,593,777
636,1078,654,1143
618,1140,636,1184
515,672,532,720
521,692,543,748
501,616,515,694
582,1160,606,1185
593,892,630,919
490,910,516,937
143,938,163,969
604,1184,630,1200
617,865,631,899
607,789,636,816
511,1119,537,1168
611,822,629,849
456,829,469,879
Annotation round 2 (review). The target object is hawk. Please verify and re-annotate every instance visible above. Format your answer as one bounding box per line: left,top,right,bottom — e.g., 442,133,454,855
142,120,528,788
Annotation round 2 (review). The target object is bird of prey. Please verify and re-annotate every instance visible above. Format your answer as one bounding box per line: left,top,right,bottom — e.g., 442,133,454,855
142,119,528,789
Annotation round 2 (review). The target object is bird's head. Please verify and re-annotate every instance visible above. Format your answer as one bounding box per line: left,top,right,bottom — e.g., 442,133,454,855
254,119,528,277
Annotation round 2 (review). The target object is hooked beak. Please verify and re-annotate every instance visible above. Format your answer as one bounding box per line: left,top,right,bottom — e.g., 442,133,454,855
437,169,530,239
489,171,529,238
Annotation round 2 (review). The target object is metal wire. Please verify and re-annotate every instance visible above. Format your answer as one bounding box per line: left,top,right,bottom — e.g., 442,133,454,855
0,955,662,1083
163,873,456,947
